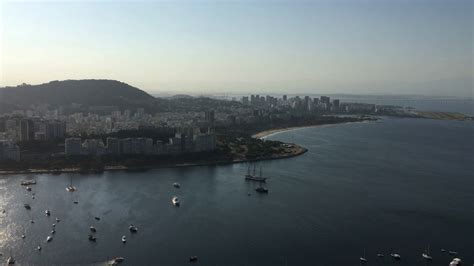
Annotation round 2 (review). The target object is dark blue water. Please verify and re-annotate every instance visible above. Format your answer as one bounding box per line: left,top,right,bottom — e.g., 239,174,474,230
0,117,473,265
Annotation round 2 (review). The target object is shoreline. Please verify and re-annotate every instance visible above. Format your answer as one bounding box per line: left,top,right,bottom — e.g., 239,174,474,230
0,145,308,176
252,120,372,139
1,119,373,176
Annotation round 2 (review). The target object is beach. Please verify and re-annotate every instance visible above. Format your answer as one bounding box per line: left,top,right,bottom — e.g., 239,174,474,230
252,120,373,139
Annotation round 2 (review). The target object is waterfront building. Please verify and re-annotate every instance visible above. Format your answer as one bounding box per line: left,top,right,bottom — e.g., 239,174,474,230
106,137,121,155
65,138,82,156
0,141,20,161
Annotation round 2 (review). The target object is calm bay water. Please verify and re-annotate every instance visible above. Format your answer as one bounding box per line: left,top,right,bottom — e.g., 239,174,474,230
0,117,473,265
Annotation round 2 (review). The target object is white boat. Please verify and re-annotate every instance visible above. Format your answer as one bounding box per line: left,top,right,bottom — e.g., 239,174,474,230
66,177,76,192
422,253,432,260
390,253,401,260
46,235,53,242
422,245,433,260
173,182,181,188
55,217,60,222
360,249,367,263
109,257,125,265
121,235,126,243
90,226,97,232
376,253,384,257
448,251,458,255
21,180,36,186
52,223,56,227
449,258,462,266
45,210,50,216
172,196,180,206
21,234,25,239
51,229,55,234
26,186,32,191
6,256,15,264
129,224,138,233
37,245,41,251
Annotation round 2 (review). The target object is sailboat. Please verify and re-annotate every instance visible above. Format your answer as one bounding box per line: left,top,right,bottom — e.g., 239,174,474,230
245,165,267,182
360,249,367,263
422,245,433,260
66,176,76,192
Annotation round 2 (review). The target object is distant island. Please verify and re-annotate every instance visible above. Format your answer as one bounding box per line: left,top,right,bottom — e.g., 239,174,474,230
0,79,470,174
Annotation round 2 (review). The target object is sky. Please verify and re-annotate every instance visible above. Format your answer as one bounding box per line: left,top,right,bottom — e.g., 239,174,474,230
0,0,472,97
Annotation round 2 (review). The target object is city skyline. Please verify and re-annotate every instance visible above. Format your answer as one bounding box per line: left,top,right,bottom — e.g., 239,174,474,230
1,0,473,97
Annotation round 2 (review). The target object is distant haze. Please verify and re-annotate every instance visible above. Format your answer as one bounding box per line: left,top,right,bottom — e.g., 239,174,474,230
1,0,472,97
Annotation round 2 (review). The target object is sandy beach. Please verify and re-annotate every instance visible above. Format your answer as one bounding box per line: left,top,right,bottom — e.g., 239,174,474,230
252,120,372,139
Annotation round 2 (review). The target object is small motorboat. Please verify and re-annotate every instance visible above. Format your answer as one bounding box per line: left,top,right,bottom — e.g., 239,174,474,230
21,234,25,239
30,219,35,223
390,253,401,260
46,235,53,242
55,218,60,222
37,245,41,251
121,235,126,243
376,254,384,257
441,248,446,252
66,186,76,192
189,256,198,262
94,217,100,221
422,253,432,260
359,257,367,263
51,229,55,234
24,204,31,210
173,182,181,188
52,223,56,227
45,210,51,216
448,251,458,255
172,196,180,206
129,225,138,233
449,258,462,266
255,186,269,193
26,186,32,191
88,235,96,241
21,180,36,186
6,256,15,264
90,226,97,232
110,257,124,265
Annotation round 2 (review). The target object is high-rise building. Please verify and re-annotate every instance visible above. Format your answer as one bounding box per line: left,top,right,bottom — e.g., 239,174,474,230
20,119,35,141
320,96,330,105
242,96,249,105
205,110,215,126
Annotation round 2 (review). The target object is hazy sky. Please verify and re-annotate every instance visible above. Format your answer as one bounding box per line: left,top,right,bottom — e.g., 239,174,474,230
1,0,472,96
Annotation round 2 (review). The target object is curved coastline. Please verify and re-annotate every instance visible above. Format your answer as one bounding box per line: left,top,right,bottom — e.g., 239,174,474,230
0,120,378,176
252,120,372,139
